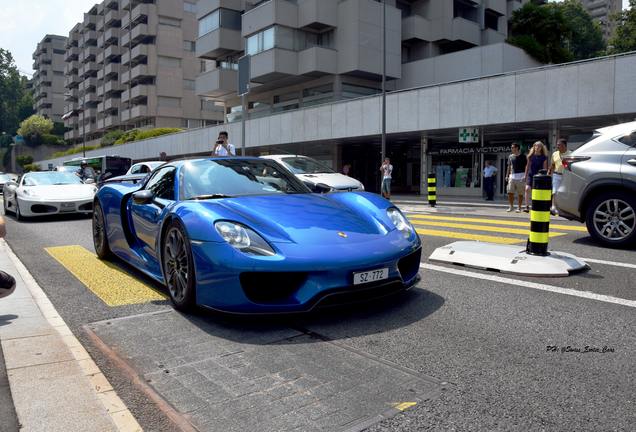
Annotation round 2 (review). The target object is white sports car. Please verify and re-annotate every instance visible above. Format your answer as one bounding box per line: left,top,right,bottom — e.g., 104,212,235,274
261,155,365,192
3,171,97,220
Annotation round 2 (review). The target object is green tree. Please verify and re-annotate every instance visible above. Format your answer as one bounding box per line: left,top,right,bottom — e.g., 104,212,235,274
561,0,605,60
17,114,54,143
608,0,636,54
0,49,33,138
508,1,573,64
16,155,34,168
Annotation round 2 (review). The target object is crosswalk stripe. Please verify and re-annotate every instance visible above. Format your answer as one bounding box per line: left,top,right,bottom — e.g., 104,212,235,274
45,245,167,306
414,228,524,244
407,214,588,232
411,220,566,238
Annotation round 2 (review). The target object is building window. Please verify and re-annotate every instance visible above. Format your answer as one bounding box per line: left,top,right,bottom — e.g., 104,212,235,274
198,8,241,37
159,16,181,27
53,48,66,55
184,2,196,14
183,79,195,90
484,9,500,31
157,56,181,68
342,84,381,99
183,40,195,52
201,99,220,111
302,84,334,107
158,96,181,108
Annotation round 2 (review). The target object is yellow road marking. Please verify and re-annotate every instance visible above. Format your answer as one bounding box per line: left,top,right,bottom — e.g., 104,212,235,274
408,214,588,232
415,228,524,244
394,402,417,411
411,220,566,238
45,245,167,306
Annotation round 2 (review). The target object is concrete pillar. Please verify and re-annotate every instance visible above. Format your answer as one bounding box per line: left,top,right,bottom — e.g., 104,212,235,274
420,134,428,196
549,120,559,151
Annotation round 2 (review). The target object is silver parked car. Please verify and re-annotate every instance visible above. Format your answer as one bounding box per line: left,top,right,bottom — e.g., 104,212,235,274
555,120,636,247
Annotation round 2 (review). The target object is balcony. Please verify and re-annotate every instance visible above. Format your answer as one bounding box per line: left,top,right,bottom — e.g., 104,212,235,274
80,46,98,63
64,129,80,141
402,15,432,42
481,28,506,45
195,68,237,99
485,0,507,15
64,89,79,101
64,102,79,113
121,84,150,102
104,9,122,27
104,63,120,78
79,62,99,77
98,97,121,112
97,84,105,97
97,113,120,130
65,47,79,61
120,105,148,122
121,23,157,47
121,44,154,65
450,17,481,46
120,64,154,84
83,13,98,30
298,47,336,77
64,61,79,75
196,28,242,60
298,0,337,30
104,80,123,95
242,0,298,37
82,93,99,105
82,108,98,121
81,31,98,46
100,27,120,48
65,74,81,87
249,48,298,84
121,3,156,28
104,45,123,62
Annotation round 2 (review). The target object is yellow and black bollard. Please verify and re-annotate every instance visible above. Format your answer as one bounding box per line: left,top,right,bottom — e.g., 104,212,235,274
526,170,552,256
427,174,436,207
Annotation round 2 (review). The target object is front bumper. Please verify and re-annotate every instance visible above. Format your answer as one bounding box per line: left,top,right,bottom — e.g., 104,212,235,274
190,231,422,313
18,196,94,217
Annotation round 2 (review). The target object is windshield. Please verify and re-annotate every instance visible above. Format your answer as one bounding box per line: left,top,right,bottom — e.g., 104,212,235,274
22,172,83,186
0,174,11,182
280,157,335,174
181,159,309,199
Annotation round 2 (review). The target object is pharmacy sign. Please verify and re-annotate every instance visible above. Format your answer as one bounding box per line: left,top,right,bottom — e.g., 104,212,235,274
458,127,479,143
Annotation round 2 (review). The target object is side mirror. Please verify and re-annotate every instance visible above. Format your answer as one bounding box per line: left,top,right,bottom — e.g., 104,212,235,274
314,183,333,193
83,178,95,184
132,189,154,204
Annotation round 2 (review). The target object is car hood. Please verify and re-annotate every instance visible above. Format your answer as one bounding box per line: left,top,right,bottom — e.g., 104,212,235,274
207,194,391,244
296,173,362,189
19,184,96,200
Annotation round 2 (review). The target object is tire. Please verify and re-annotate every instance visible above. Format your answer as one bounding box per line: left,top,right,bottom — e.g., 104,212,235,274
162,220,196,311
3,198,9,216
585,192,636,247
15,200,22,221
92,201,112,259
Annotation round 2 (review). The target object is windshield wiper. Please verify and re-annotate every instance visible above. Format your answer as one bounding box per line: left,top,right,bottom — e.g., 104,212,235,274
188,194,233,200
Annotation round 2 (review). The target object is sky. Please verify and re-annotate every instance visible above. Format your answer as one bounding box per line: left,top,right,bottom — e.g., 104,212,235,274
0,0,631,77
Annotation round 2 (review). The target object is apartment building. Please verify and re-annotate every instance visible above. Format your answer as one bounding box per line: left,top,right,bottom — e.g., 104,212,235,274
63,0,224,145
195,0,536,121
32,35,67,123
580,0,622,40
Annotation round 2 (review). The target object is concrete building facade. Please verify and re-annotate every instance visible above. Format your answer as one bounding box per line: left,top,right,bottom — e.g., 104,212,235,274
195,0,537,122
32,35,68,123
63,0,224,145
581,0,622,40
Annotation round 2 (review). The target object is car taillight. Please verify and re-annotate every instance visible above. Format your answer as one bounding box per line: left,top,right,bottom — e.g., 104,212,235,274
562,156,590,171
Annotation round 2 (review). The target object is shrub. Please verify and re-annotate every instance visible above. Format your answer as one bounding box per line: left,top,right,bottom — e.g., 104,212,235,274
114,128,182,145
16,155,34,167
101,130,125,147
22,163,41,173
17,115,54,142
51,144,101,158
40,133,67,146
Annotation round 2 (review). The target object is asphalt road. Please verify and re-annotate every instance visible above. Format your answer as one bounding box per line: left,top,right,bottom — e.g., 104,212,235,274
1,199,634,431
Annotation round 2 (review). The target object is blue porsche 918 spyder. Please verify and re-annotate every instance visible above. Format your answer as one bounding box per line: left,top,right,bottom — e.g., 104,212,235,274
92,157,421,313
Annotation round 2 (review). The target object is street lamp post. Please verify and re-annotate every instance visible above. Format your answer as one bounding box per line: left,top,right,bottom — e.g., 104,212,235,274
381,0,387,167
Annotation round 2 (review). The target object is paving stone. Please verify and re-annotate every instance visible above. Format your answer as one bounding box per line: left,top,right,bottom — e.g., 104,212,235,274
90,310,440,431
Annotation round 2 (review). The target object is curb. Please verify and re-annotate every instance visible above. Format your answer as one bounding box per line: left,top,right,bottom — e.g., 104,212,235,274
1,239,142,432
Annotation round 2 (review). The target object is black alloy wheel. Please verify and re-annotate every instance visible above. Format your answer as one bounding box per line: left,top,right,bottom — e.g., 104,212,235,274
162,221,196,311
586,192,636,247
92,202,112,259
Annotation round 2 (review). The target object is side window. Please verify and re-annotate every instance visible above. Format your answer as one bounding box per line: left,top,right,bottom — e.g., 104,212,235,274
145,167,176,201
618,131,636,147
131,165,141,174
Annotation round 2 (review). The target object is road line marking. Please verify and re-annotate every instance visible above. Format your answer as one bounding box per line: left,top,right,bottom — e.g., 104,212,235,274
411,220,566,238
408,214,588,232
420,263,636,308
581,258,636,269
415,228,524,244
45,245,166,306
394,402,417,411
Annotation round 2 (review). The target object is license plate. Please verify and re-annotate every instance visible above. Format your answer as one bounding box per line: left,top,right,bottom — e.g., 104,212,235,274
353,268,388,285
60,202,75,211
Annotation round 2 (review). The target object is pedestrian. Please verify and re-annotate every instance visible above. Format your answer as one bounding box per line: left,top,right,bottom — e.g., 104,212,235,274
379,157,393,200
0,215,16,299
506,142,527,212
212,131,236,156
342,163,351,176
483,160,497,201
548,138,570,216
523,141,549,212
159,151,168,161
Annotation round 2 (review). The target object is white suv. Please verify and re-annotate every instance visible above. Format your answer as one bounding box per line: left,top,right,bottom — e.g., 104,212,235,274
555,121,636,247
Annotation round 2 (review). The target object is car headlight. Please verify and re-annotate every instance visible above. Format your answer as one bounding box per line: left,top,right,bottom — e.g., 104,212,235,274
387,208,414,238
214,221,275,256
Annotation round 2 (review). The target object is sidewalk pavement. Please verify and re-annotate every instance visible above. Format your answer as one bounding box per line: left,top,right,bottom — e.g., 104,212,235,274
0,239,142,432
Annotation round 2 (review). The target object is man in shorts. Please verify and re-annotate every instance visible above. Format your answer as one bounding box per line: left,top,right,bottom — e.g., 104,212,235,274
506,142,527,212
380,157,393,200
